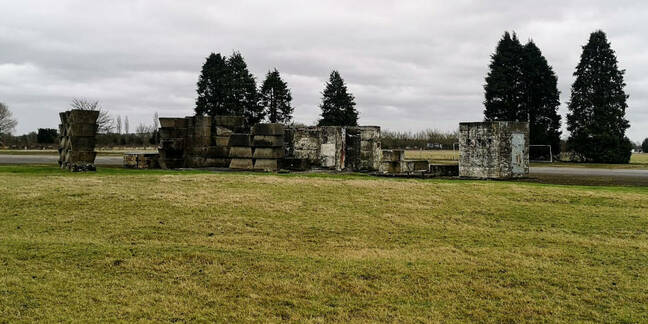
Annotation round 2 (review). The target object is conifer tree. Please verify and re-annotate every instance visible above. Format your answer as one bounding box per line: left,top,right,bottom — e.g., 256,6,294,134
259,69,293,123
567,30,632,163
226,52,263,124
642,138,648,153
522,41,562,155
195,53,229,116
484,32,525,121
318,70,358,126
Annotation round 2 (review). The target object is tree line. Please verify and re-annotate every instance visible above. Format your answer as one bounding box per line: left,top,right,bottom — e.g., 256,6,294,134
194,52,359,126
484,30,633,163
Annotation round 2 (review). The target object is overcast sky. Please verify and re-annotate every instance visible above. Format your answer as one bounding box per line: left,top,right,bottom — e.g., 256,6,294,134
1,0,646,141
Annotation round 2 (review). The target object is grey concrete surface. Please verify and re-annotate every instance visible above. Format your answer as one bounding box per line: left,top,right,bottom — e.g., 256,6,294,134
530,166,648,178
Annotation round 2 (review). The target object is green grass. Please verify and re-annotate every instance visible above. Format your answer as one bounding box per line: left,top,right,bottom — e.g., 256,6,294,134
1,165,648,322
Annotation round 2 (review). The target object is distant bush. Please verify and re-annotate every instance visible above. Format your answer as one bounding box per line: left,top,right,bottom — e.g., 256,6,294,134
381,129,458,150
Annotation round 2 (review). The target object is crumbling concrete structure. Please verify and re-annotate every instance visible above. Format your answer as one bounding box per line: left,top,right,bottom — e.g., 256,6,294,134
58,110,99,171
379,149,458,177
458,121,529,179
284,126,381,171
155,115,383,172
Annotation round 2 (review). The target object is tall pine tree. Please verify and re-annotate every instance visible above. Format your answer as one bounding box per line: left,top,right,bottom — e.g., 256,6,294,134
259,69,294,123
226,52,263,124
522,41,562,155
567,31,631,163
484,32,525,122
484,32,563,156
318,70,358,126
195,53,229,116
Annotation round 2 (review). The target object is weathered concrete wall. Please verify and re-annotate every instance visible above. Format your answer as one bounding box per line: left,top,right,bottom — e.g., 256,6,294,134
58,110,99,171
284,126,381,171
458,121,529,179
156,116,381,172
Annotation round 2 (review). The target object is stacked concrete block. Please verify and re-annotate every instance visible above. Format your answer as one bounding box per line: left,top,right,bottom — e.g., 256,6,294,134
158,118,186,169
458,121,529,179
345,126,381,171
123,153,160,169
58,110,99,171
284,125,382,172
185,116,213,168
379,149,429,174
228,133,254,169
252,123,285,171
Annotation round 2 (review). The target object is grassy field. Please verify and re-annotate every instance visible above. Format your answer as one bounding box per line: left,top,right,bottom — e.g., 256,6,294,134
1,165,647,322
406,150,648,169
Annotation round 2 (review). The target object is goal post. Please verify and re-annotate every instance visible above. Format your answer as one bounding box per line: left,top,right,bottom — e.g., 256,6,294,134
529,145,553,163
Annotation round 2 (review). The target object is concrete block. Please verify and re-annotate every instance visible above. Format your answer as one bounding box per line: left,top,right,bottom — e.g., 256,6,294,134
229,146,253,158
403,160,429,172
68,110,100,124
159,117,186,128
253,159,278,171
67,123,98,137
214,136,230,147
66,151,97,163
229,158,253,169
253,135,284,147
459,121,529,179
159,138,184,153
379,161,401,173
253,147,285,159
228,133,252,147
159,127,185,139
382,150,404,162
215,126,233,136
67,136,96,151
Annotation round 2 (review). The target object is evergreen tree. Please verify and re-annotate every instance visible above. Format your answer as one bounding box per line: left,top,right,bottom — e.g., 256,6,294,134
195,53,229,116
484,32,525,121
567,30,631,163
318,70,358,126
522,41,562,155
259,69,294,123
226,52,263,124
642,138,648,153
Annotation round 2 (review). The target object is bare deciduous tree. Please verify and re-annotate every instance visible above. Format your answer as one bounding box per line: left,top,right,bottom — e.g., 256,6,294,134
70,98,114,134
115,115,122,134
153,112,159,130
135,123,154,134
124,116,129,134
0,102,18,135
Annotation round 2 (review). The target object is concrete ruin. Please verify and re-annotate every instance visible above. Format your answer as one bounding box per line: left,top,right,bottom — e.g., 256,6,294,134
58,110,99,171
155,115,382,172
379,149,459,177
458,121,529,179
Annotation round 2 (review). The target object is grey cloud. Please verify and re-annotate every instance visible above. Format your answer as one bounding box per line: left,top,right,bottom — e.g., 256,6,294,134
0,0,646,141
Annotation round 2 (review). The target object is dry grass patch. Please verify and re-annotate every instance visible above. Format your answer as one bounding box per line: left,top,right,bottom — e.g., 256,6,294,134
1,166,647,322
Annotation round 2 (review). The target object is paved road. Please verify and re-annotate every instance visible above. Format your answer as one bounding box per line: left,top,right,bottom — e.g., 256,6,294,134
530,166,648,178
0,154,123,165
2,155,648,179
